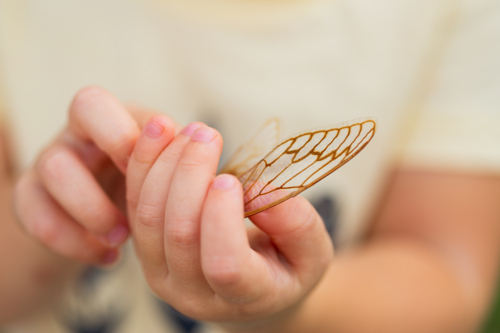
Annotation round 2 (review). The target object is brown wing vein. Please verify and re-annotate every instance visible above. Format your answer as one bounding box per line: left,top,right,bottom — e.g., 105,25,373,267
234,119,376,217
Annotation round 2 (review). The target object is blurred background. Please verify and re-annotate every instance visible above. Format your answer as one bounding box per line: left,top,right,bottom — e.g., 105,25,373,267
0,0,499,332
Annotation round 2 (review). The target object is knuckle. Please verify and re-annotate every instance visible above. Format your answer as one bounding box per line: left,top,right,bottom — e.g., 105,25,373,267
125,191,139,212
144,276,161,295
177,140,220,174
157,148,181,166
177,155,205,172
300,206,319,235
136,202,164,229
143,271,169,297
70,86,107,117
165,220,198,248
171,295,212,320
282,201,318,238
106,128,137,158
132,147,155,165
79,205,115,234
205,263,243,288
37,146,71,181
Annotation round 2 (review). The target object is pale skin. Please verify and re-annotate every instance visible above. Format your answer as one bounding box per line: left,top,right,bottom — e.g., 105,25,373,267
2,86,500,332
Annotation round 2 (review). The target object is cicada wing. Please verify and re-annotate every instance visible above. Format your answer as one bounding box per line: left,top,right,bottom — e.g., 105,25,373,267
219,118,280,177
239,118,377,217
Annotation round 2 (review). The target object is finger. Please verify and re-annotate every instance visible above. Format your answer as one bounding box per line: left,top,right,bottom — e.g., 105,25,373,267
68,86,141,173
164,126,223,293
133,122,204,279
250,196,334,279
126,115,176,221
14,171,119,265
201,174,269,302
37,143,129,246
62,105,177,175
125,104,183,133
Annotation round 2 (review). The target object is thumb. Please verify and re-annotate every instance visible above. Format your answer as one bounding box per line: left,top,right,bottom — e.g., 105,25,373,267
249,196,334,273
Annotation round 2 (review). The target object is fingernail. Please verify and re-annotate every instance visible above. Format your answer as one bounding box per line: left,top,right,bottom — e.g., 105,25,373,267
212,174,235,190
181,122,203,136
145,119,165,138
106,224,129,247
191,127,216,143
102,249,119,265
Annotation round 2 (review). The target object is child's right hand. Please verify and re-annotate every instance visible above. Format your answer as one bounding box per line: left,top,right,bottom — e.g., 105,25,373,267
125,120,335,329
13,86,171,266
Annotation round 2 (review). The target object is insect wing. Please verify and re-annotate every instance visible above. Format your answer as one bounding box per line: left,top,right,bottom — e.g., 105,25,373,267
239,118,376,217
219,118,280,177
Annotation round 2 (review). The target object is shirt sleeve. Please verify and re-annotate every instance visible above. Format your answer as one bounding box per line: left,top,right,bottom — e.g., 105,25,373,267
401,0,500,173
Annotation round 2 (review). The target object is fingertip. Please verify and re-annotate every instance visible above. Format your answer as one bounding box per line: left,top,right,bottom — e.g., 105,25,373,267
180,122,206,136
131,116,176,165
144,115,176,139
98,223,129,248
100,248,121,266
250,194,301,218
190,127,217,143
211,174,238,191
70,85,108,113
249,196,333,270
144,119,165,138
206,174,243,214
68,86,142,174
249,195,320,237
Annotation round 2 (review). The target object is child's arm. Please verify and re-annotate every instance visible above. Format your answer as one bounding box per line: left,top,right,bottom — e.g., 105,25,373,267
270,170,500,333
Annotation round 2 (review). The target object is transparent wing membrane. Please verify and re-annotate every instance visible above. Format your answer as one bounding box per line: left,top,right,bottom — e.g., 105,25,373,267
222,118,376,217
219,118,280,176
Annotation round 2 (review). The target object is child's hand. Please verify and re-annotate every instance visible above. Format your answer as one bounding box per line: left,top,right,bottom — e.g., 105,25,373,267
127,120,334,328
14,86,159,265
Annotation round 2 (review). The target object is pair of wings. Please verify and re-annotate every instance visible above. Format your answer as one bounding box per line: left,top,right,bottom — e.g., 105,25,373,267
219,117,377,217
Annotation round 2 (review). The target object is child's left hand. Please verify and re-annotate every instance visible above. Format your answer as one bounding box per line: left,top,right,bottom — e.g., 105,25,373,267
126,116,334,329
